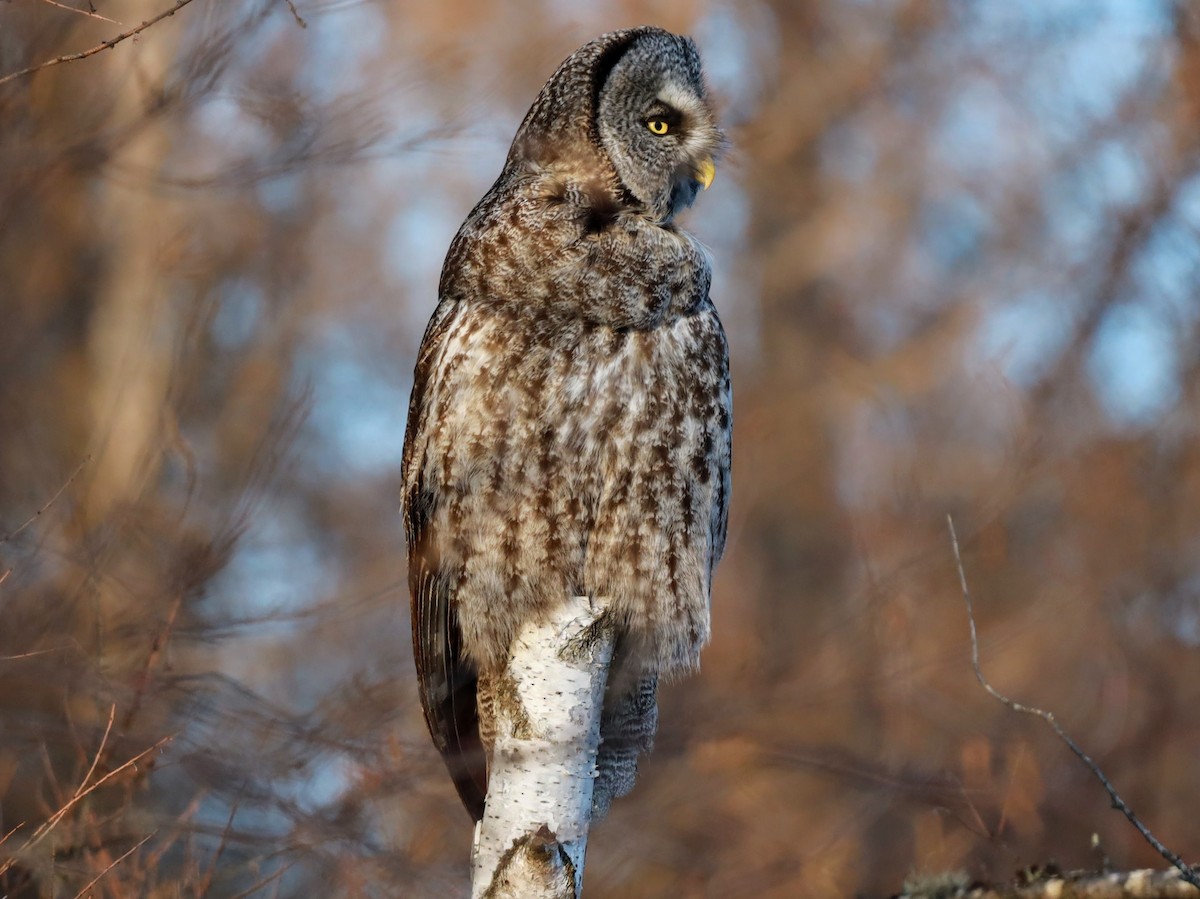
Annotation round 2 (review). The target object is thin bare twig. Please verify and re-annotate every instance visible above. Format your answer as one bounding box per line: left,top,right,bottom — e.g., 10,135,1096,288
0,0,202,87
144,791,204,869
35,0,125,26
228,859,296,899
18,735,173,855
196,801,239,896
70,831,155,899
0,645,74,662
79,705,117,796
121,593,184,732
0,822,24,849
0,730,161,876
1,456,90,545
281,0,307,28
946,514,1200,889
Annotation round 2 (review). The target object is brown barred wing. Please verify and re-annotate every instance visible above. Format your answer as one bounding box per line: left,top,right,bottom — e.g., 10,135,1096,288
402,300,488,822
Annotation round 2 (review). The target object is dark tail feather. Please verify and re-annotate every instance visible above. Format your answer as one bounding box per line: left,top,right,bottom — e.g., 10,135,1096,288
440,667,487,821
410,557,489,822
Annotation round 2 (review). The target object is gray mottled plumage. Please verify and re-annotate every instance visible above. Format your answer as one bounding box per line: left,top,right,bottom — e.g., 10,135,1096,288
402,26,731,821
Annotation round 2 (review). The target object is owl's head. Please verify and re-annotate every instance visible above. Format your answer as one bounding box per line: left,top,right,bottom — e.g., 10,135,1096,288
510,28,723,223
596,30,721,221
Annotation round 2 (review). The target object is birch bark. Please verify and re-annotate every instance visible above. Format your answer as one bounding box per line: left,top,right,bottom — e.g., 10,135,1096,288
470,595,614,899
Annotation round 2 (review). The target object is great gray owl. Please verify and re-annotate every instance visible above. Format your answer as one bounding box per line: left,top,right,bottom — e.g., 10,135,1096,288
402,26,730,821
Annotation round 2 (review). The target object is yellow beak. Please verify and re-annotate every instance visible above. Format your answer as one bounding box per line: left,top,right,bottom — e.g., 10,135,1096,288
695,156,716,191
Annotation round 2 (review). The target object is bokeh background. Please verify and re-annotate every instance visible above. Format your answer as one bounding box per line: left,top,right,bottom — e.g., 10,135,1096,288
3,0,1200,896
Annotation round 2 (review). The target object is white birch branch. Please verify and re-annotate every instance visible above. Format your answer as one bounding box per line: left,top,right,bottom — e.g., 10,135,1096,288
470,595,615,899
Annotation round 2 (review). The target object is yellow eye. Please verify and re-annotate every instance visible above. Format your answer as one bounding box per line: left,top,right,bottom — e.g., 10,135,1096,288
647,119,670,135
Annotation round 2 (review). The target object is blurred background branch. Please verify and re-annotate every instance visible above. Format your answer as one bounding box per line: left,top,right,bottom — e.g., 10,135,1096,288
0,0,203,87
949,515,1199,890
